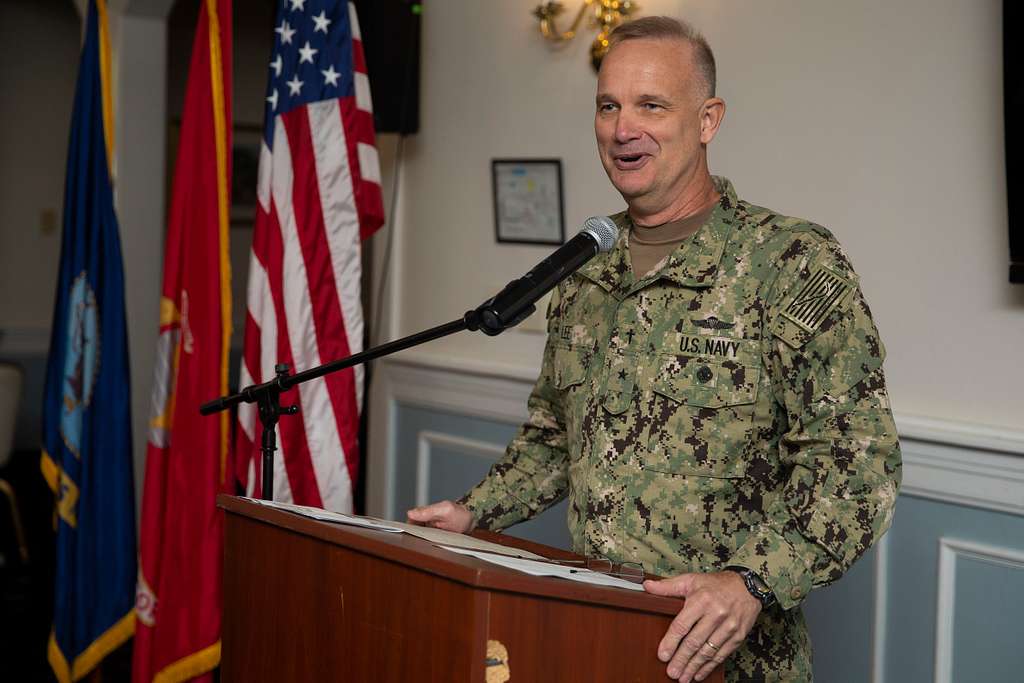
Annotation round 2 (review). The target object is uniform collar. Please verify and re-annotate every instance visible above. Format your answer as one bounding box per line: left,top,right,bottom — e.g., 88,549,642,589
578,176,739,292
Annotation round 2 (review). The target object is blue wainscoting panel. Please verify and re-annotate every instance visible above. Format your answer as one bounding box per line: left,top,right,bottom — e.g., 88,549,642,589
885,495,1024,682
801,544,877,683
950,552,1024,681
391,402,572,549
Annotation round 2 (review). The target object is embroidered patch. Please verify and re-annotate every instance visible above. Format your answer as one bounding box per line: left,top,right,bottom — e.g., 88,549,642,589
781,265,854,333
691,316,735,331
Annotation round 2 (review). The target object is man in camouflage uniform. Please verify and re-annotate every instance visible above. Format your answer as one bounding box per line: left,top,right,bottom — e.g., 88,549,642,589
409,16,900,683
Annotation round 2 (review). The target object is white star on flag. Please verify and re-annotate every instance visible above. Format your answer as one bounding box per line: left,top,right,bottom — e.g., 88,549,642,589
298,41,318,64
312,10,331,33
270,54,283,77
289,0,306,11
267,88,278,110
286,75,303,96
322,65,340,87
275,20,296,45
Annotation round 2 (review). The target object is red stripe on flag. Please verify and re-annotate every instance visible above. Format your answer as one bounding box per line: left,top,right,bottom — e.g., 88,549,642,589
352,38,367,73
338,97,385,241
279,108,361,489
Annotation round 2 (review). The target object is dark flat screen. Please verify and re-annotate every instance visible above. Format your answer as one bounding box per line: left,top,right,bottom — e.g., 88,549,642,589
352,0,421,134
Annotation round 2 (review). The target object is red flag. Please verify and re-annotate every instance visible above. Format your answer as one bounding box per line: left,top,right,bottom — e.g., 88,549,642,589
133,1,231,681
235,1,384,510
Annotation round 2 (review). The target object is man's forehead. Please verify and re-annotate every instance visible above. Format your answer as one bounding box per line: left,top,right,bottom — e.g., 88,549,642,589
597,38,696,92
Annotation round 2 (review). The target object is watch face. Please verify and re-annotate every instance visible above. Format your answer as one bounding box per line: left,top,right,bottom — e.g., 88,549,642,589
725,566,775,606
748,572,770,593
743,571,772,605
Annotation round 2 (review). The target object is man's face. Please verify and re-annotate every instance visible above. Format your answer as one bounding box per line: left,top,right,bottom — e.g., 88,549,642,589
595,39,710,214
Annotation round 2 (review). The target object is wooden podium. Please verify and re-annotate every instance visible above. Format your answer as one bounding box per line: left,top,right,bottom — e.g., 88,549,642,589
220,496,723,682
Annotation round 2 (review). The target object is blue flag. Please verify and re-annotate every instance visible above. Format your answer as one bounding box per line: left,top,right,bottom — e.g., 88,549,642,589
41,1,137,681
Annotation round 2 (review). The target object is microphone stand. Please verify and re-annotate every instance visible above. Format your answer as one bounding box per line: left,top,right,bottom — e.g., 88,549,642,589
200,302,534,501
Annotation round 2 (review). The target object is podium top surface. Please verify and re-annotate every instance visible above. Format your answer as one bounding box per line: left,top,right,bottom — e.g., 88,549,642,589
219,495,683,617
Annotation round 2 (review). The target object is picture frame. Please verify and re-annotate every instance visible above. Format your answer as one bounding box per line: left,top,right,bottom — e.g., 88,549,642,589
491,158,565,245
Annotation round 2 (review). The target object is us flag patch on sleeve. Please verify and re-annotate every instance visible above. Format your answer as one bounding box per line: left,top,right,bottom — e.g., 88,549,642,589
781,265,854,333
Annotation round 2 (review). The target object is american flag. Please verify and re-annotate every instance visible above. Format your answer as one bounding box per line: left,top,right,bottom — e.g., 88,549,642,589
236,0,384,511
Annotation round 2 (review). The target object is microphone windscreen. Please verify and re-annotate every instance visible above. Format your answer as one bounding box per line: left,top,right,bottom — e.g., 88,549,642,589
582,216,619,252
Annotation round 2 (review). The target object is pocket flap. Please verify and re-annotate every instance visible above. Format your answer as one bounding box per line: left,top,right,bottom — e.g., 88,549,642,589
553,345,589,389
601,355,637,415
652,357,759,408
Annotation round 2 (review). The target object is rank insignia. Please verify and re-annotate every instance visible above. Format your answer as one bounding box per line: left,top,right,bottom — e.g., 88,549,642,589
781,265,854,333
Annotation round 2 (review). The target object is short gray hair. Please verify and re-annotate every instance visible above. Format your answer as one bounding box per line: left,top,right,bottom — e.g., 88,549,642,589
608,16,717,99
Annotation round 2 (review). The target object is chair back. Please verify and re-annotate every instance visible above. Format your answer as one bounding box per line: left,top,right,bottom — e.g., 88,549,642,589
0,363,23,469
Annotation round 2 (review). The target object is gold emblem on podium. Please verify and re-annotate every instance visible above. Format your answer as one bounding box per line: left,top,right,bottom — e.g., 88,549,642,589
486,639,510,682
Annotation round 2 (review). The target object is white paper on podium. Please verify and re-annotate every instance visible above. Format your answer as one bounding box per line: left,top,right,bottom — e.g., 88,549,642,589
386,520,547,560
442,547,645,592
247,498,404,532
245,498,547,560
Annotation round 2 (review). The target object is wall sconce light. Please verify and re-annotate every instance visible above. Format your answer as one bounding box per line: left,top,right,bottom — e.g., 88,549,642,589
532,1,639,71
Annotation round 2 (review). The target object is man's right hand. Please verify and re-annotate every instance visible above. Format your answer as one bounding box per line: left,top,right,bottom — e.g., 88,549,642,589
406,500,475,533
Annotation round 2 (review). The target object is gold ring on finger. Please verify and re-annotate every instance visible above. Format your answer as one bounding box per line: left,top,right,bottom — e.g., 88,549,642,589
705,639,720,651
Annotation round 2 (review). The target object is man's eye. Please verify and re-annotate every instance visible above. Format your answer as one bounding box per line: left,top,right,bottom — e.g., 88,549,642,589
598,103,617,113
642,102,662,111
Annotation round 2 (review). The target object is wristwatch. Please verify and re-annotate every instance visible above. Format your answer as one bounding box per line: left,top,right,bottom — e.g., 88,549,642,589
724,566,777,608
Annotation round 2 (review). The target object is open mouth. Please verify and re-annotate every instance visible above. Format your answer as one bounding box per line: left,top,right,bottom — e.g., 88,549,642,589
613,153,649,170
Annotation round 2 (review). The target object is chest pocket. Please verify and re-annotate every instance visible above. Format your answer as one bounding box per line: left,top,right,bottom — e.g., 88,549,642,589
552,344,592,437
642,354,760,478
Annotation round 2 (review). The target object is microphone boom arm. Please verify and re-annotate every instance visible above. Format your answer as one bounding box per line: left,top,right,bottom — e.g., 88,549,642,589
200,216,617,501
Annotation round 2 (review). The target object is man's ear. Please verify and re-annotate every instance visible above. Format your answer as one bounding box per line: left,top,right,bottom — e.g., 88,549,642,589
699,97,726,145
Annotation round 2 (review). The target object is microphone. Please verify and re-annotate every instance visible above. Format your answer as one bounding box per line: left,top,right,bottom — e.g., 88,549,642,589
475,216,619,335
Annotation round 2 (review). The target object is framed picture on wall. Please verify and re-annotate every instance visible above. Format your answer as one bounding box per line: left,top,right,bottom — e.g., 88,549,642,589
491,159,565,245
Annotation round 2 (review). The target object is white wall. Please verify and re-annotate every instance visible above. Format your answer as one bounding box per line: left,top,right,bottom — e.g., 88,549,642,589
113,7,170,507
386,0,1024,431
0,0,80,331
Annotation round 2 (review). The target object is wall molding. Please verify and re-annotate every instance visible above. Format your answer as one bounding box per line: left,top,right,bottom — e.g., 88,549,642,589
415,431,505,507
900,438,1024,517
0,326,50,355
896,413,1024,457
934,537,1024,683
380,359,533,425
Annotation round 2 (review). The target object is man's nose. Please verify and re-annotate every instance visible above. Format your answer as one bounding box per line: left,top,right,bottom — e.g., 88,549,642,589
614,111,641,144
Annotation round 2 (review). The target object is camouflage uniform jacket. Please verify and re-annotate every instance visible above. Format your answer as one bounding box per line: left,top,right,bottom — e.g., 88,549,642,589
459,177,902,682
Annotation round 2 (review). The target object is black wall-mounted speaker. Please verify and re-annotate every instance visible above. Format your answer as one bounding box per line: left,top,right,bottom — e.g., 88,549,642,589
353,0,421,135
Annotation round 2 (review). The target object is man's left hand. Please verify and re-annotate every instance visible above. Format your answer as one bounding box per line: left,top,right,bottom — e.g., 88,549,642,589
643,571,762,682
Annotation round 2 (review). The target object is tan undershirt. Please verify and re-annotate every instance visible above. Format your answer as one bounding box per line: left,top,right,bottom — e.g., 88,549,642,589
629,201,717,278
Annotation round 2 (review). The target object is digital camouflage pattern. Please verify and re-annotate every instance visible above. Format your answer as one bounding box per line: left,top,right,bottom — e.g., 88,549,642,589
459,177,901,682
